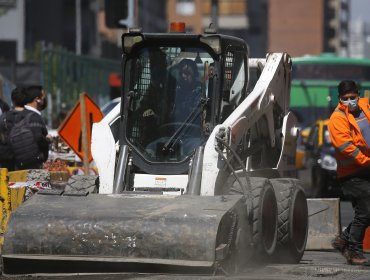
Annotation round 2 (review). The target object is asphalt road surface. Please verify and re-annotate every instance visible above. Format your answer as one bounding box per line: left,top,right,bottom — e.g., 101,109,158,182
2,251,369,280
0,201,366,280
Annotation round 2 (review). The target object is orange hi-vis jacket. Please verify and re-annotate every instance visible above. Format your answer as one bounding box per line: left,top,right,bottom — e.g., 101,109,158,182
328,97,370,178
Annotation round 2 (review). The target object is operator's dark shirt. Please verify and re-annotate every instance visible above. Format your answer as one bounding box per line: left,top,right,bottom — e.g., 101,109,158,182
174,84,202,123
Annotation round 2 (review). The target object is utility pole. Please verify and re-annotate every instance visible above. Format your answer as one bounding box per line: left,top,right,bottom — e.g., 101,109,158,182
117,0,135,28
76,0,82,55
211,0,219,30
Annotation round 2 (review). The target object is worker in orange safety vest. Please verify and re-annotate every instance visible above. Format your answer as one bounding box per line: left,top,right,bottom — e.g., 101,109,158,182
328,80,370,266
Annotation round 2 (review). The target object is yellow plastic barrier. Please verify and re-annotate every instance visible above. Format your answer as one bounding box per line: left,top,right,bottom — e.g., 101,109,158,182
0,169,27,248
0,168,9,246
7,170,28,210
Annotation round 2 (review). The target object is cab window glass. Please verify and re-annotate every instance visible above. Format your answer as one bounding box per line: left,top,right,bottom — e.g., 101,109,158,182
220,50,247,122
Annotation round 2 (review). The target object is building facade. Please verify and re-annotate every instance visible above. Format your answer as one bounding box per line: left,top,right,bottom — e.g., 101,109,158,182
0,0,25,62
268,0,349,56
349,19,370,58
0,0,353,63
167,0,350,57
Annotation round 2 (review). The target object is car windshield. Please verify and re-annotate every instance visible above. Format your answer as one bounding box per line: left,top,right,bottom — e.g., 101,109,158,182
125,46,214,162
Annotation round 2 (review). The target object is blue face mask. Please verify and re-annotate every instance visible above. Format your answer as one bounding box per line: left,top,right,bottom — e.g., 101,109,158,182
342,99,358,111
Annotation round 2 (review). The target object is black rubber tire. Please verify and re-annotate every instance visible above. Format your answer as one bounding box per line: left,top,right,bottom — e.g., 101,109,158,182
64,175,99,194
249,177,278,258
230,177,278,259
270,178,308,264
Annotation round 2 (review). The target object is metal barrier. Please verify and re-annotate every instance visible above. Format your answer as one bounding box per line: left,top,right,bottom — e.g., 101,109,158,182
306,198,341,250
40,44,121,128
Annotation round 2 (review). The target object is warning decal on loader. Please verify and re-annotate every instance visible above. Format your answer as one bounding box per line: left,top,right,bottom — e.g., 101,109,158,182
155,177,167,187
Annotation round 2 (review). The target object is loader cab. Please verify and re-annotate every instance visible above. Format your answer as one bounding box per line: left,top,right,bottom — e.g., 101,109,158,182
120,31,249,174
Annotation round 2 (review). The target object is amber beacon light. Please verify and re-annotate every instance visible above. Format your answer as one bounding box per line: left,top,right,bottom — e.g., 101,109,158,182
170,22,186,33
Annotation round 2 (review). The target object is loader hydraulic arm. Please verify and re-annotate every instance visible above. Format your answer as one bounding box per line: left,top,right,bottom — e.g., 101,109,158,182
224,53,292,149
200,53,296,196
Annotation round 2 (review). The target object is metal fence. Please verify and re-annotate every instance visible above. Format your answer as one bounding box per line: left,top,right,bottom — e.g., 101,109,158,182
40,44,121,128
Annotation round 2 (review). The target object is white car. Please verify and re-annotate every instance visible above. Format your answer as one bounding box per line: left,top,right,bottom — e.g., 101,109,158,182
100,97,121,116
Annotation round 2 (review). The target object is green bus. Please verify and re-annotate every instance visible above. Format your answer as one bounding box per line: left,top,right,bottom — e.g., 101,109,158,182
291,53,370,127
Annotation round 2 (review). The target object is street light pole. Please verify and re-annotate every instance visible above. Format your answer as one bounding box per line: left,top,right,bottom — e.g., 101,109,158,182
211,0,219,30
76,0,82,55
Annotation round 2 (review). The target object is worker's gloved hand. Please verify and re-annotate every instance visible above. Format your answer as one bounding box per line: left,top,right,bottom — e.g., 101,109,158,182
143,109,155,117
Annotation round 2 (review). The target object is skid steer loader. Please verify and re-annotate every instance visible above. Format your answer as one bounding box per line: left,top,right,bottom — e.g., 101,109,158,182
1,25,308,275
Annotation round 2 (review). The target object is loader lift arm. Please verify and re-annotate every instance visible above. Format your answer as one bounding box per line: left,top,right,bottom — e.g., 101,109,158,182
201,53,297,196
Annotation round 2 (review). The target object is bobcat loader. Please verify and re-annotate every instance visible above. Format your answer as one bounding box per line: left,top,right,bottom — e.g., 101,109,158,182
2,25,308,275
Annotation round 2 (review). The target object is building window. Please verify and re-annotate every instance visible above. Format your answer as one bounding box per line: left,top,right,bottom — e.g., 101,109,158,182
176,0,195,16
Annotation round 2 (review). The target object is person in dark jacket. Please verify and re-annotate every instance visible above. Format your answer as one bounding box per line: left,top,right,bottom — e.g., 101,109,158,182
0,97,10,116
0,87,26,170
13,85,51,170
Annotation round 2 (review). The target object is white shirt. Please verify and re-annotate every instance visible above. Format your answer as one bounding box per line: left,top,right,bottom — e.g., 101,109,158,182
25,105,41,115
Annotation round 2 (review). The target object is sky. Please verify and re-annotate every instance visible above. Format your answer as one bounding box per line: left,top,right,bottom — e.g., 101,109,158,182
351,0,370,23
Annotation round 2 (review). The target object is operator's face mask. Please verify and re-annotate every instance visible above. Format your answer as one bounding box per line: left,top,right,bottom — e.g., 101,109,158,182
37,91,47,111
39,96,47,111
344,99,358,111
340,95,359,112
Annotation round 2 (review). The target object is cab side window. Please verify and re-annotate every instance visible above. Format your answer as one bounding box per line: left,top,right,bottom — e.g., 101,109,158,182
220,50,247,122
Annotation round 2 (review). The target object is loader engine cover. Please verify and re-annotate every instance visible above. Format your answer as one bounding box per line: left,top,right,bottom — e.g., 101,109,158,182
2,193,251,274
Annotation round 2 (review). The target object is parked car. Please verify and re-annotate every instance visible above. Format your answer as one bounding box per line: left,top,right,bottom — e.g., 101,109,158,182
296,127,310,170
101,97,120,116
304,119,339,198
